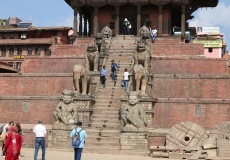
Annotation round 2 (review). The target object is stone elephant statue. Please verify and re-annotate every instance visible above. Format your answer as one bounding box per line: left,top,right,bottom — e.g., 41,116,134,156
133,64,149,96
73,64,90,96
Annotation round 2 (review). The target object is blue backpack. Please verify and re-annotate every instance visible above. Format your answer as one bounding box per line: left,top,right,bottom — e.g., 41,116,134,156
71,129,83,147
112,63,118,71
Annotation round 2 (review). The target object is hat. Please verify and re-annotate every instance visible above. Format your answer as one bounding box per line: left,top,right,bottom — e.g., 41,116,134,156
153,26,156,28
76,122,82,126
124,18,128,21
10,126,18,133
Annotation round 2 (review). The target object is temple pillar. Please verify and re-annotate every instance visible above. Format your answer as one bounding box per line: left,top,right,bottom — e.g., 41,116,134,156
158,5,163,36
88,16,92,36
94,7,99,36
84,15,87,36
73,8,78,36
181,4,186,39
137,6,141,35
115,7,120,35
79,12,83,36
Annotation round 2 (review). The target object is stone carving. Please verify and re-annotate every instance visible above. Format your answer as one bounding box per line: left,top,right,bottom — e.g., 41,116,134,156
101,26,112,40
133,42,150,71
166,122,208,147
53,89,78,125
138,25,151,44
133,64,149,96
73,64,90,96
120,91,147,131
85,43,99,72
94,33,105,55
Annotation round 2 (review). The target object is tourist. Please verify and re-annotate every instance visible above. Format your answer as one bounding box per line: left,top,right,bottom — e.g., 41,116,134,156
111,60,118,84
68,27,74,44
16,123,24,136
3,125,23,160
70,122,87,160
123,68,129,91
100,65,107,88
33,120,46,160
123,18,131,35
0,121,14,157
151,26,157,43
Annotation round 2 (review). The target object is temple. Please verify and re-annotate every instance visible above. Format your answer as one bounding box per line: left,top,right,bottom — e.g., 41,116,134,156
65,0,218,37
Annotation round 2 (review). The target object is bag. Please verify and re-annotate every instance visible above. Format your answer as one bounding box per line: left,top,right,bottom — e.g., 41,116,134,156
111,63,118,72
128,24,132,29
0,124,5,135
71,129,83,147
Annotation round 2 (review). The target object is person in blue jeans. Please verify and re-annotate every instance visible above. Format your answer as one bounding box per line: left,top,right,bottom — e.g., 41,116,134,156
70,122,87,160
33,120,46,160
123,68,129,91
111,60,118,84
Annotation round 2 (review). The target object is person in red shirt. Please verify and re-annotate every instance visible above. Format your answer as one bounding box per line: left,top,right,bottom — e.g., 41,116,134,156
3,125,23,160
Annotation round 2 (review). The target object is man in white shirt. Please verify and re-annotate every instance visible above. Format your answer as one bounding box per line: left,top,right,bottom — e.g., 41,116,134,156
123,69,129,91
33,120,46,160
151,26,157,43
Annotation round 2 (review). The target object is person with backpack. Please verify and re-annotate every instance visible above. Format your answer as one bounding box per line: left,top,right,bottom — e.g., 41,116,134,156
123,18,131,35
123,68,130,91
70,122,87,160
111,60,118,84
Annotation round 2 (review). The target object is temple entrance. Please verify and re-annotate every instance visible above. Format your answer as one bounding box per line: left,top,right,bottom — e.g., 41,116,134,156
120,5,137,35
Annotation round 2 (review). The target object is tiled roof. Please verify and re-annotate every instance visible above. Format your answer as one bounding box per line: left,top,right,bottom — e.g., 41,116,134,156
0,38,53,45
0,26,70,32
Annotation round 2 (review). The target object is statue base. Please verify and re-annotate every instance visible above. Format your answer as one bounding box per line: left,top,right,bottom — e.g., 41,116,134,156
120,132,149,150
52,123,75,130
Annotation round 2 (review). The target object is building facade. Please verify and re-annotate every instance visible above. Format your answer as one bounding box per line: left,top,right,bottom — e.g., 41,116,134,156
65,0,218,37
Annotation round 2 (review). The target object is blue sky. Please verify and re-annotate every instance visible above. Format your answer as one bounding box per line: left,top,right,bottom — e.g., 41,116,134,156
1,0,230,51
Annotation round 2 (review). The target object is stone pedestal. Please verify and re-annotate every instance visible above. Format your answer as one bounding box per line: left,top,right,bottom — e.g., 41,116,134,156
120,132,148,150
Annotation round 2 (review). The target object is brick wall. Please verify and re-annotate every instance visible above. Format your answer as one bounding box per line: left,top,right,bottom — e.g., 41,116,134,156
0,98,58,124
151,43,204,56
23,57,85,73
152,74,230,99
151,58,229,75
0,74,72,96
153,100,230,129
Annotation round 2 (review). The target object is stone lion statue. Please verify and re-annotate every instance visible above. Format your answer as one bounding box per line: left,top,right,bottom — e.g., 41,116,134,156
133,42,150,71
101,26,112,40
73,64,90,96
94,32,105,55
133,64,149,96
85,43,99,72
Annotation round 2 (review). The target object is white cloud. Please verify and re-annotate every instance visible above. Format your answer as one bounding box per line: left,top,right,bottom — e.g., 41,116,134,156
189,1,230,51
189,2,230,27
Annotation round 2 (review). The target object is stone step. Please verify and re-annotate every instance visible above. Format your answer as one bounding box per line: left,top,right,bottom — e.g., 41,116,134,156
90,122,120,129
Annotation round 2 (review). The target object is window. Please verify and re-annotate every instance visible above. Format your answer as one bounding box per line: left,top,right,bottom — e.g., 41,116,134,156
44,48,51,56
208,48,213,53
10,33,14,39
17,47,22,55
1,47,6,57
27,47,33,55
35,47,41,56
9,47,14,57
20,33,26,39
2,33,6,39
16,62,22,70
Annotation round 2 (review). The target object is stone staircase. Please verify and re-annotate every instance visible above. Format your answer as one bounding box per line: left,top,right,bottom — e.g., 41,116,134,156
84,35,136,153
217,139,230,159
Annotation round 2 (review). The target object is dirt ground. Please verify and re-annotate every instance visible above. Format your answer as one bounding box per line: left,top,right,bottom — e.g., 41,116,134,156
0,148,170,160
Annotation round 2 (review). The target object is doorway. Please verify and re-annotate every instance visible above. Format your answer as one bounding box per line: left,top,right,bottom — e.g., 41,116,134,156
120,5,137,35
